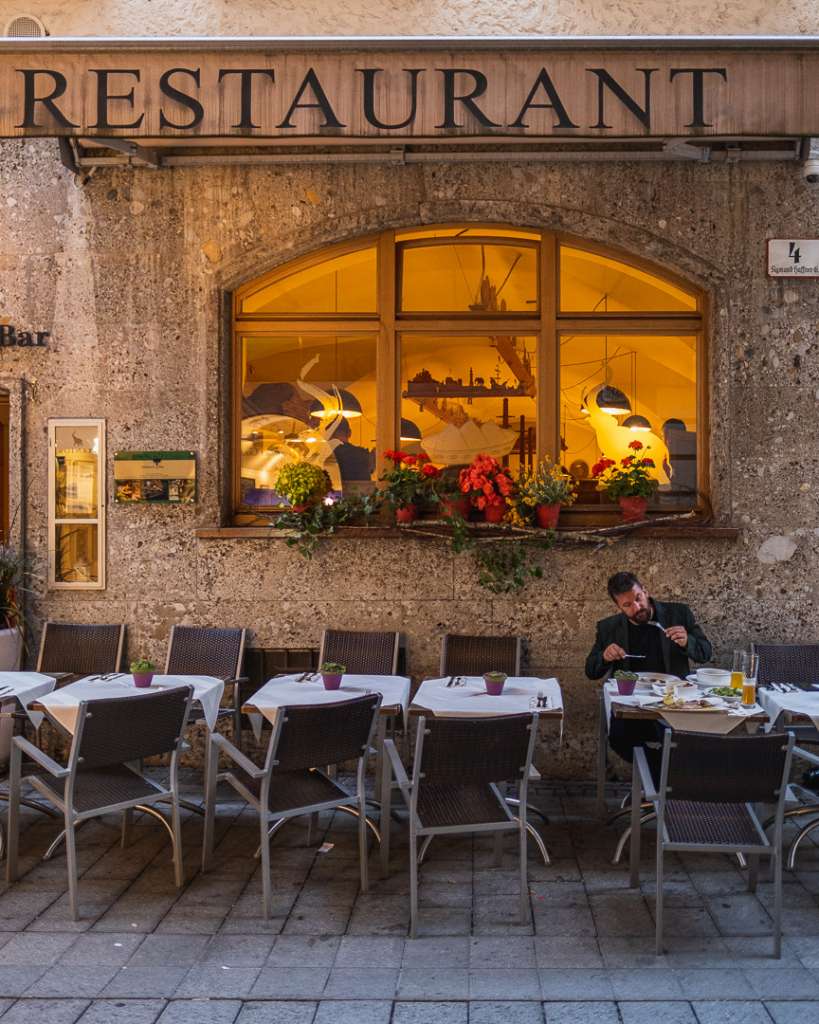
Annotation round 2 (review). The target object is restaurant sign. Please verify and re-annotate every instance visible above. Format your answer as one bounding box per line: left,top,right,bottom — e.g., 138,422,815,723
0,322,49,346
1,44,819,141
768,240,819,278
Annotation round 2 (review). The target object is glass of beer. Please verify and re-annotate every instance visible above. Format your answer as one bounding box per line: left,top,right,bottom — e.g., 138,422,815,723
742,651,759,707
731,649,745,693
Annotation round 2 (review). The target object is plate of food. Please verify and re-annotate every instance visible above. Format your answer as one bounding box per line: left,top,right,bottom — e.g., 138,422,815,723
648,696,726,712
704,685,742,704
637,672,680,685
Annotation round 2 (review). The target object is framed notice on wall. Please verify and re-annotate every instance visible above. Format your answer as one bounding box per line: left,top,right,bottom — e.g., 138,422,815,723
113,451,196,504
767,239,819,277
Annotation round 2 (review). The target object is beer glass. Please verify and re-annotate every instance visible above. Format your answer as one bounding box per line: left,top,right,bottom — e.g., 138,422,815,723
731,649,745,693
742,651,759,708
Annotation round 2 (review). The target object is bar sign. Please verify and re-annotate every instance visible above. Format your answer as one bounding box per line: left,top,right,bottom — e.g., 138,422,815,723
768,239,819,277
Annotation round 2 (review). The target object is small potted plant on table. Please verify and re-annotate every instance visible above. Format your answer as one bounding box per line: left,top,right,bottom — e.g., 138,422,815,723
592,441,658,522
130,658,156,688
483,671,508,696
320,662,346,690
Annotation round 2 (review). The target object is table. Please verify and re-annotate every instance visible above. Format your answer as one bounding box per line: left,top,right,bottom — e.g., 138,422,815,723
411,675,563,720
31,674,225,735
242,673,412,802
758,685,819,731
0,671,58,730
596,679,768,813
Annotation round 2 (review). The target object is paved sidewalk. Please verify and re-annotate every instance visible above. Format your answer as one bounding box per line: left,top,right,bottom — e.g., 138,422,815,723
0,776,817,1022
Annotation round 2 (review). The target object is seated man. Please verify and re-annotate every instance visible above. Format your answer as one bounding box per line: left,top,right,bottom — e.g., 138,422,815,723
585,571,713,761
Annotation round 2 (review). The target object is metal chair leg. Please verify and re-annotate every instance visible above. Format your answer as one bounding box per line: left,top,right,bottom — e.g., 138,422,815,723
655,827,664,956
525,822,550,866
613,812,656,865
260,814,273,920
418,834,434,865
202,741,218,873
65,818,79,921
787,815,819,870
505,796,549,824
380,746,392,877
409,831,419,940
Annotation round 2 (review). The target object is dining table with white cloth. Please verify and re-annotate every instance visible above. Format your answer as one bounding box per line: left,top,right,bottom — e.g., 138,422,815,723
29,674,225,735
0,671,59,730
758,685,819,732
411,675,563,722
242,673,412,802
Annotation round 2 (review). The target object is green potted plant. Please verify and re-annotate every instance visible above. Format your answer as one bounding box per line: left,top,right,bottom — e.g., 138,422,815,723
434,469,472,519
592,441,658,522
483,670,508,696
613,669,639,696
380,450,440,523
275,461,331,512
320,661,346,690
130,658,156,688
514,458,578,529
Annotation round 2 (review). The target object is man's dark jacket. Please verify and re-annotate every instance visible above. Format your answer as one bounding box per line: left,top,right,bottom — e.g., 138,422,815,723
584,600,712,680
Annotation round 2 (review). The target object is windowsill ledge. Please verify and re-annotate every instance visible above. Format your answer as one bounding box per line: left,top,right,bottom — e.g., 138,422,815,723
195,522,740,541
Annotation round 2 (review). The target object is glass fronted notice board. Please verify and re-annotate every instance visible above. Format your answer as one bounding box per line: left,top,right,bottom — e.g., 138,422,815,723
114,451,196,504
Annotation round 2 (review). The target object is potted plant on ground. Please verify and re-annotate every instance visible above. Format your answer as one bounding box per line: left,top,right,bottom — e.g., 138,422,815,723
459,454,514,523
380,450,440,523
130,658,156,688
275,461,331,512
514,458,578,529
320,661,346,690
0,544,25,670
592,440,658,522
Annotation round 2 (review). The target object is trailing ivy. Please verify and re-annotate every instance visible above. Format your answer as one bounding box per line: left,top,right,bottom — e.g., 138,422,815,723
273,493,383,557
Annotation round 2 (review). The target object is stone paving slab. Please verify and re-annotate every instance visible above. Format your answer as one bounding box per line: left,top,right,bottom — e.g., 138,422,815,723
0,780,816,1022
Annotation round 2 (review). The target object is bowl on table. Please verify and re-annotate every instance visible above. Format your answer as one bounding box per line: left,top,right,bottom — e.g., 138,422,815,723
695,668,732,687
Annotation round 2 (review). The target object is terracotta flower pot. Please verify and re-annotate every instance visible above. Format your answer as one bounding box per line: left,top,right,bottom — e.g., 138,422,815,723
536,502,561,529
395,503,418,523
618,495,648,522
440,496,471,519
133,672,154,688
321,673,343,690
483,503,506,524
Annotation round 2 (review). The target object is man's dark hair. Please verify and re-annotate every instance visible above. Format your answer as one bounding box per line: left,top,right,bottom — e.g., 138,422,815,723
607,571,643,600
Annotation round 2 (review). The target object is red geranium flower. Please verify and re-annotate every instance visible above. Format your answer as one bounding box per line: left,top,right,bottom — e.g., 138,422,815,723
421,463,439,477
416,452,430,463
621,456,634,467
641,458,655,468
403,454,417,466
628,440,644,451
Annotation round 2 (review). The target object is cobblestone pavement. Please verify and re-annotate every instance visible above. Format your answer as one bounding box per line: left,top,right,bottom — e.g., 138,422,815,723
0,775,818,1022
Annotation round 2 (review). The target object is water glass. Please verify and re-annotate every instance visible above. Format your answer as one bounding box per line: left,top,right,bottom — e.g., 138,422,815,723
742,651,759,707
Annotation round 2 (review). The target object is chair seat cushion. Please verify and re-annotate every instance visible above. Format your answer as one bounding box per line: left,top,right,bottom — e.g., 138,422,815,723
417,783,507,829
235,768,350,814
37,765,162,814
665,799,764,847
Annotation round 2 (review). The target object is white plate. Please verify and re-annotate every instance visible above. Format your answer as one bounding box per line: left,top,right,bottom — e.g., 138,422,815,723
637,672,680,684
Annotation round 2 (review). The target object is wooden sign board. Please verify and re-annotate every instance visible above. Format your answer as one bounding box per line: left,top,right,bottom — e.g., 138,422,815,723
1,45,819,141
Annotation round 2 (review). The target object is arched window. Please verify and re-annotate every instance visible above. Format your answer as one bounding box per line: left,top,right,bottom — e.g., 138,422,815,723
233,227,704,522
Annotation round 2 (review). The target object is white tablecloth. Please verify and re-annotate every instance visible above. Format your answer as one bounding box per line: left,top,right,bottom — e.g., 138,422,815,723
0,671,58,729
758,687,819,731
604,680,763,735
36,674,225,734
413,676,563,719
245,673,411,738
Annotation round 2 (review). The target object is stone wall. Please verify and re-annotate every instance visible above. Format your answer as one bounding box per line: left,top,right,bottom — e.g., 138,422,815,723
1,137,818,774
5,1,819,38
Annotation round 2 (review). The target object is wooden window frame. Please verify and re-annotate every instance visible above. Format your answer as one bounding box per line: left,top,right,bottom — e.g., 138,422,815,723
47,417,106,590
231,226,706,523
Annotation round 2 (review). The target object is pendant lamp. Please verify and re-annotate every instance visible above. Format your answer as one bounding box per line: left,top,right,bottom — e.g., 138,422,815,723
309,389,363,419
400,418,422,442
596,384,631,415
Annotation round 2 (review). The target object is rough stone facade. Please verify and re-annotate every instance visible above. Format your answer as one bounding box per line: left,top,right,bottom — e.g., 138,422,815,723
1,132,817,774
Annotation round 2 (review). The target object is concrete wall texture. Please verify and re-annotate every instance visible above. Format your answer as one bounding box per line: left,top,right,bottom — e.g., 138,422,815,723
1,134,817,773
3,2,819,38
1,5,818,772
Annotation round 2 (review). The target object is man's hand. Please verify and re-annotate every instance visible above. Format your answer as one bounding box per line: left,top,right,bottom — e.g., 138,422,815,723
665,625,688,648
603,643,627,663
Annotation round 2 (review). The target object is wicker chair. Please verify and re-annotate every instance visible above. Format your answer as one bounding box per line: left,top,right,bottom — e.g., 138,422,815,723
380,712,539,938
202,693,382,918
629,729,794,956
318,630,400,675
5,686,193,920
164,625,248,745
37,622,125,682
439,634,522,677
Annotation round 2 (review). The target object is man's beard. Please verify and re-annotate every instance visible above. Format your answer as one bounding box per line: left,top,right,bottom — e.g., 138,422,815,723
629,608,651,624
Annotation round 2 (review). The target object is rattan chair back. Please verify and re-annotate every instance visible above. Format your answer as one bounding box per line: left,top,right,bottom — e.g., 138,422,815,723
71,687,193,770
165,625,246,680
754,643,819,688
37,622,125,676
661,730,791,805
318,630,399,675
416,714,533,786
269,693,382,773
440,634,522,677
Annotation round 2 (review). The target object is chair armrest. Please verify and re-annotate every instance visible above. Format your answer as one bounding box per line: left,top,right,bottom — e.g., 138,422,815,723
211,732,265,779
383,738,412,802
794,745,819,768
12,736,69,778
633,747,660,802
